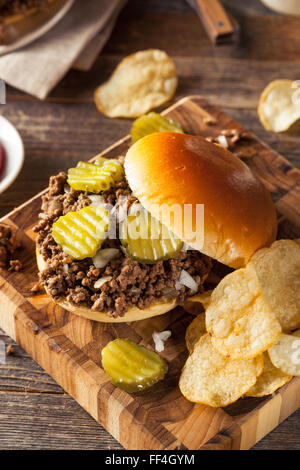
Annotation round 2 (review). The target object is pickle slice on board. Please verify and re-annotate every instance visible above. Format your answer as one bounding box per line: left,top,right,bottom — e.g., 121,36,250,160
94,157,124,182
52,205,109,260
101,159,124,182
93,156,107,166
102,338,168,393
120,206,183,264
67,158,124,193
131,112,184,143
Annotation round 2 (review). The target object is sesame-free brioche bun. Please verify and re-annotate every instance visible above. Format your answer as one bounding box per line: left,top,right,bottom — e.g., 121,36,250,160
36,249,177,323
125,132,277,268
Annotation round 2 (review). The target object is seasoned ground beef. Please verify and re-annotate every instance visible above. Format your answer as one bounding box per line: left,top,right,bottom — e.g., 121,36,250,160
0,223,21,270
0,0,49,17
0,0,51,44
35,165,213,318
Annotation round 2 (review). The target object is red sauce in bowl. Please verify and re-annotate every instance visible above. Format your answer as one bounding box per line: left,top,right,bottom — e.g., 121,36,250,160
0,142,6,179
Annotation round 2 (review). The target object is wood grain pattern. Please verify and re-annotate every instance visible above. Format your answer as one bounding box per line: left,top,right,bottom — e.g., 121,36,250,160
1,0,300,450
0,96,300,450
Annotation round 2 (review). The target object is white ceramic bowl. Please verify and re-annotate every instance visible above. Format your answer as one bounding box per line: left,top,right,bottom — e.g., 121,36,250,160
0,116,24,194
0,0,75,56
261,0,300,16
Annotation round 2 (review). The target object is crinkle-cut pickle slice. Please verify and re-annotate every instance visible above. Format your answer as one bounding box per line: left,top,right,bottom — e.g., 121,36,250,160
102,338,168,393
131,112,184,143
52,205,109,260
94,158,124,182
67,158,124,193
120,206,183,264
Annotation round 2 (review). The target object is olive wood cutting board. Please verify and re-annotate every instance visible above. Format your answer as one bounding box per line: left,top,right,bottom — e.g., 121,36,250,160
1,96,300,450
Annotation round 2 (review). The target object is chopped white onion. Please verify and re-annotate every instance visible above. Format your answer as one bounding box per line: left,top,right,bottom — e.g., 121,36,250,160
92,248,120,269
152,330,172,352
176,269,198,293
38,213,48,219
162,286,178,299
94,276,112,289
64,184,71,194
48,199,62,212
41,200,49,211
88,195,105,206
182,242,193,252
63,264,69,274
129,287,142,295
217,135,229,148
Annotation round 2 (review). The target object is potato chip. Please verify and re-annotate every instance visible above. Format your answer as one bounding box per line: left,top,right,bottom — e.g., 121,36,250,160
258,79,300,132
183,291,212,315
186,291,212,310
206,265,281,360
268,330,300,376
94,49,178,118
250,239,300,332
185,314,206,353
182,300,204,316
179,334,264,407
245,352,292,397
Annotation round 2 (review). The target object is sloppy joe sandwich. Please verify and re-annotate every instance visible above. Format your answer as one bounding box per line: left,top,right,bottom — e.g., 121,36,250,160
35,132,277,323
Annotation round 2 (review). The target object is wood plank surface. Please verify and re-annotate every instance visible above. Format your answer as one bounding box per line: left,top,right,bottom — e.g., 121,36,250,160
1,95,300,450
0,0,300,450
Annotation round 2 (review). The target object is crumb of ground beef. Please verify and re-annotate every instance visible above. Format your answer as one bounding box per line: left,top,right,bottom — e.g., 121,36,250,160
205,129,253,152
0,224,21,270
35,164,213,318
9,259,22,272
6,344,15,355
31,282,42,293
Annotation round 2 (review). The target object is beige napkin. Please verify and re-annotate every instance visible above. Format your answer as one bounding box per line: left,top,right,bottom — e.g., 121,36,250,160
73,6,122,72
0,0,127,99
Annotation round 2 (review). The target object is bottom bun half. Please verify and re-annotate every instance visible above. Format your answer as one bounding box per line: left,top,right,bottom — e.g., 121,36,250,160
36,249,180,323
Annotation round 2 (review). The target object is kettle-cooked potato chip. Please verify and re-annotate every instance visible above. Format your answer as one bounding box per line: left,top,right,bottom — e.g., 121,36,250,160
206,265,281,360
250,239,300,332
183,290,212,315
94,49,178,118
179,334,264,407
268,330,300,376
186,290,212,310
182,300,204,316
258,79,300,133
245,352,292,397
185,314,206,353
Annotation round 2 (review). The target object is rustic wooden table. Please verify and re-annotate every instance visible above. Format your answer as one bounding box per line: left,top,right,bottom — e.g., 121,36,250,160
0,0,299,450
